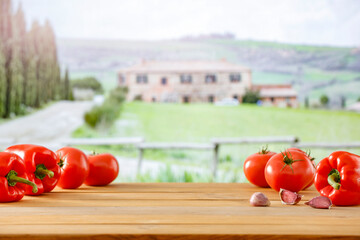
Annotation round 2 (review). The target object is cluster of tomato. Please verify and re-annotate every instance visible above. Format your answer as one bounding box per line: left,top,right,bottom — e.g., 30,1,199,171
0,144,119,203
244,147,360,206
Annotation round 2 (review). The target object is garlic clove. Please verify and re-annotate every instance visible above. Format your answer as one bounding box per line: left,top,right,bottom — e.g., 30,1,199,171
250,192,271,207
279,188,303,205
305,196,332,209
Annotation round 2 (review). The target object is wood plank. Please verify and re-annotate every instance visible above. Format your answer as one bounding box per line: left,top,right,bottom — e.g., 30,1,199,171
0,199,244,207
0,192,314,202
1,205,358,217
0,224,359,237
1,214,359,226
0,183,358,239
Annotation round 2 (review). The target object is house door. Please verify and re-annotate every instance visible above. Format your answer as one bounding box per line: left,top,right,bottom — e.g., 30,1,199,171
183,96,190,103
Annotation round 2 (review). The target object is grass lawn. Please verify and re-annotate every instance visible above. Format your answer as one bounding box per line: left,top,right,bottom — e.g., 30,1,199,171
73,102,360,182
112,102,360,142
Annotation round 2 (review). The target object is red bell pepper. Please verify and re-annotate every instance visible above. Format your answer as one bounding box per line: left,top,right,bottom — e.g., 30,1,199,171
6,144,61,195
0,152,38,202
314,151,360,206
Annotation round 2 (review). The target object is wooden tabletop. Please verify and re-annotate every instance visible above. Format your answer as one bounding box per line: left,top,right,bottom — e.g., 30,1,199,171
0,183,359,239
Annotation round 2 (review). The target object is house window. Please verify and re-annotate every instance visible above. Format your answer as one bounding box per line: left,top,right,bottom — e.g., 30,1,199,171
136,74,148,84
230,73,241,83
152,97,156,102
208,95,215,103
180,74,192,84
205,74,216,83
233,95,238,100
183,96,190,103
161,77,167,85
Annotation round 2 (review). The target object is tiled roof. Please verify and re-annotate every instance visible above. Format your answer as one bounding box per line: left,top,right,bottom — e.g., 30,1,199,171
260,88,297,98
119,60,251,73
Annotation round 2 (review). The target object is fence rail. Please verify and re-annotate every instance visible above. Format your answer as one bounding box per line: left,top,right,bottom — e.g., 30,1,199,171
211,136,299,145
2,136,360,178
62,137,144,146
293,142,360,149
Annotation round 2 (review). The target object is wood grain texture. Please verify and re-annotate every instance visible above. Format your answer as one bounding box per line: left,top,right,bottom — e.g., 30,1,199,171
0,183,359,240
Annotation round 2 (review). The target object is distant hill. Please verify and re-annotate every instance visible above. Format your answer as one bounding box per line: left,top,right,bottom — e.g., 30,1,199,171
56,38,360,104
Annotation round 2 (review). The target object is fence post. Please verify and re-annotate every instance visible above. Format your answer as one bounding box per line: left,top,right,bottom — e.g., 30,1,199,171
212,143,219,179
137,148,144,175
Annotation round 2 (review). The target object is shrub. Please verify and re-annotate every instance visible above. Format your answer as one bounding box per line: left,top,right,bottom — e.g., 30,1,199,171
71,77,103,93
84,106,102,128
84,87,127,128
320,94,329,106
242,89,260,104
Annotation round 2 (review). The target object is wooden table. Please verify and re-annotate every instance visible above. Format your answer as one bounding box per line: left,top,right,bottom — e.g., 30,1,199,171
0,183,359,239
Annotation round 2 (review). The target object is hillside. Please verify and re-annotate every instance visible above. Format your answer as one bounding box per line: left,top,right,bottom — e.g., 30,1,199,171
57,38,360,103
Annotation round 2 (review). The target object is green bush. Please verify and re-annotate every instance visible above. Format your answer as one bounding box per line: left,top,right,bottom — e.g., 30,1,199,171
71,77,103,93
242,89,260,104
84,87,127,128
84,106,101,128
320,94,329,106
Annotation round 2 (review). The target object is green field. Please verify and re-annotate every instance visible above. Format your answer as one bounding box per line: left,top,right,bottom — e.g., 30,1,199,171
74,102,360,182
103,102,360,142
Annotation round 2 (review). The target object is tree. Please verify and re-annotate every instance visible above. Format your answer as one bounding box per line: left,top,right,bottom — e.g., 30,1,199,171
304,96,309,108
320,94,329,107
71,77,103,93
242,89,260,104
11,3,27,115
0,0,62,118
64,68,70,100
0,0,14,118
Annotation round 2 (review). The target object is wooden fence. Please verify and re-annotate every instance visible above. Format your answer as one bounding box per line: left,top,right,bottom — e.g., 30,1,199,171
2,136,359,177
61,136,298,177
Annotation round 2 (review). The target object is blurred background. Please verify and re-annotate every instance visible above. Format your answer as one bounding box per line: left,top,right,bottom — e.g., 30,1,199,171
0,0,359,182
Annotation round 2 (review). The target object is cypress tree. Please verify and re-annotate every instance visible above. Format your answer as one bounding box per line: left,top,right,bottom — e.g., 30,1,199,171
64,68,70,100
11,3,26,115
0,0,62,117
0,0,13,118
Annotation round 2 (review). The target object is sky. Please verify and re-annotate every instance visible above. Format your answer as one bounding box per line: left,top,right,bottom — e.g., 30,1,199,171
13,0,360,47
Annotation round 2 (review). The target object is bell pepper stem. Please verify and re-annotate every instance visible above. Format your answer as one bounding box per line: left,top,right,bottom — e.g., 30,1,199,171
7,171,38,193
35,164,54,179
36,168,54,178
328,170,341,190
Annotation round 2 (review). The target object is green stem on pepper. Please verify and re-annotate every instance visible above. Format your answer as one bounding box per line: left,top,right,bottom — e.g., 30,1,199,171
35,164,54,179
6,170,38,193
328,169,341,190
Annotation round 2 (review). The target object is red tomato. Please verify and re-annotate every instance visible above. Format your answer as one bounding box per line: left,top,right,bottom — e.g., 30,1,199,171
243,149,276,187
264,150,315,192
287,147,306,154
55,147,89,189
84,153,119,186
286,147,316,189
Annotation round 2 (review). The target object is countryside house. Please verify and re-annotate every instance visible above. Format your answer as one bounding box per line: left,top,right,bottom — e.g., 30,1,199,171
118,60,252,103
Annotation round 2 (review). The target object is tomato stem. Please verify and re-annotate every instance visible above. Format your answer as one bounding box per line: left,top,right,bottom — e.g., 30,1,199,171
280,151,303,173
259,145,269,154
6,170,38,193
328,169,341,190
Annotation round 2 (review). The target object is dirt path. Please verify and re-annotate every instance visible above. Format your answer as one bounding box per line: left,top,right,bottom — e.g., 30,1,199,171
0,101,93,148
